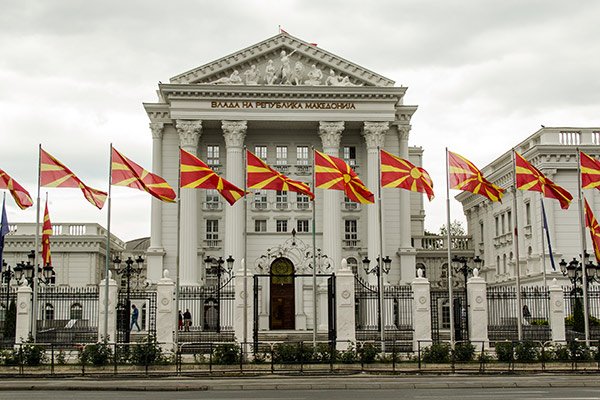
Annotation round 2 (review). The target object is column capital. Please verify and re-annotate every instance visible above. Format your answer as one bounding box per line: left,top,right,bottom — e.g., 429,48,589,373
149,122,164,140
176,120,202,148
397,124,411,141
318,121,344,149
362,121,389,149
222,120,247,148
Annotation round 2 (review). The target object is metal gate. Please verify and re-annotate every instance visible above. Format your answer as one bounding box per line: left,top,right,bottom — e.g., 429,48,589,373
430,289,467,342
116,289,156,343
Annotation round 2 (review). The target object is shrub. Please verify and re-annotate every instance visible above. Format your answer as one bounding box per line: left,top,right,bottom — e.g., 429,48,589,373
452,342,475,362
130,335,164,365
358,343,379,364
313,343,338,363
0,349,19,366
494,342,514,362
55,350,67,365
212,343,240,365
514,341,538,362
422,343,450,363
339,344,357,364
568,340,592,362
551,344,570,362
80,340,112,366
529,319,549,326
19,336,46,366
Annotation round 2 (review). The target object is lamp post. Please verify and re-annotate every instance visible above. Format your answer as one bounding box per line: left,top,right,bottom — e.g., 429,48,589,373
204,255,234,333
13,250,54,288
559,254,600,336
362,255,391,346
112,255,144,343
2,260,15,321
451,255,482,341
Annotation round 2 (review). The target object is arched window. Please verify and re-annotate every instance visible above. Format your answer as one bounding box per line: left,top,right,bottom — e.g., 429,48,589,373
496,256,501,274
70,303,83,320
346,257,358,275
44,303,54,321
503,254,507,274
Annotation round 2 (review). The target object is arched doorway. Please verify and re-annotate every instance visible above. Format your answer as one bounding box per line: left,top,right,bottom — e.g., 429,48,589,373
270,257,295,330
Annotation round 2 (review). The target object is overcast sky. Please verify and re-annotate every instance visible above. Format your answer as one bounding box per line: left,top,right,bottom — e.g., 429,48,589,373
1,1,599,241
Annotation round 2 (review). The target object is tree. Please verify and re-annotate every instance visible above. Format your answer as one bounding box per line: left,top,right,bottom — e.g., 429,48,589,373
439,220,466,236
3,299,16,339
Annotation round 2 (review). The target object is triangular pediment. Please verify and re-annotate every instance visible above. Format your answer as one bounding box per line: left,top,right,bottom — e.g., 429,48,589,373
170,33,395,87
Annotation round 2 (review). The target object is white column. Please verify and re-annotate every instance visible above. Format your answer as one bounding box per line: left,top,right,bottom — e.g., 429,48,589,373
223,121,247,270
466,268,488,350
362,122,389,283
15,282,32,344
318,121,343,269
98,272,118,342
176,120,202,286
336,259,356,350
411,268,431,349
147,122,165,284
156,269,176,352
397,125,416,283
549,278,566,342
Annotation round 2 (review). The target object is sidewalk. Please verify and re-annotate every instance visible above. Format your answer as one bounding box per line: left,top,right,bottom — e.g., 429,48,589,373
1,374,600,391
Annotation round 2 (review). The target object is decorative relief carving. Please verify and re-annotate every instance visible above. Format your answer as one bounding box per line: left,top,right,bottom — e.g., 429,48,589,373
149,122,164,140
222,120,247,147
318,121,344,149
341,290,351,299
176,120,202,148
362,122,389,149
210,70,243,85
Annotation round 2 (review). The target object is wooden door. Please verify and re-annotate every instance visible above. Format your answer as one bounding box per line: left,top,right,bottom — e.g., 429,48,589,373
270,257,295,330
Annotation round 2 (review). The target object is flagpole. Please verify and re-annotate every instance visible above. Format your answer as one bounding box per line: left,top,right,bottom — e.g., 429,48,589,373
311,146,317,348
103,143,113,340
32,144,41,341
576,149,591,346
445,148,455,347
174,147,182,349
511,149,524,341
377,146,385,351
243,146,249,352
540,194,547,288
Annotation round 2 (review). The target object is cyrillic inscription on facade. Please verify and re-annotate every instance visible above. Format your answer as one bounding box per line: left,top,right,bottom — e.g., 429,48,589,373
210,101,356,110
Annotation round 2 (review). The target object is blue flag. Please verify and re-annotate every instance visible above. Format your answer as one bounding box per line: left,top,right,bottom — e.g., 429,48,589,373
0,197,8,272
541,199,556,271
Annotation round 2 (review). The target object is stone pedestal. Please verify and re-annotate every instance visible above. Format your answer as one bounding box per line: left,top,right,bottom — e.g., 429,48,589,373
467,269,488,350
549,278,566,342
156,270,176,352
411,269,431,349
233,260,253,345
98,273,118,342
15,283,32,344
398,248,417,284
335,259,356,350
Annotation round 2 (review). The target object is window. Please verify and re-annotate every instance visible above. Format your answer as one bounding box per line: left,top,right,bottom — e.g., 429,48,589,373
593,132,600,145
254,191,267,209
275,190,288,209
206,145,220,166
206,189,220,209
206,220,219,243
496,256,501,275
507,211,512,231
297,219,309,233
501,214,506,234
479,221,484,241
495,216,499,236
276,219,288,233
296,192,309,210
276,146,288,165
525,202,531,225
503,254,507,274
45,303,54,321
343,146,356,166
296,146,309,165
559,131,581,145
70,303,83,320
254,219,267,232
344,219,358,246
344,195,358,210
254,145,267,160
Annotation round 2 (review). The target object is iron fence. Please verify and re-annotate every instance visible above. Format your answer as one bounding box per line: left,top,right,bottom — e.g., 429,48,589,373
487,286,551,343
35,286,99,345
563,285,600,341
116,289,157,342
0,286,17,348
430,289,467,342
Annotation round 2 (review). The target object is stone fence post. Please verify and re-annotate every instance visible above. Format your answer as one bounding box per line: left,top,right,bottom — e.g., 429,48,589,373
156,269,176,351
98,271,118,342
549,278,566,342
411,268,431,349
233,259,252,346
466,268,488,350
15,282,32,344
335,258,356,350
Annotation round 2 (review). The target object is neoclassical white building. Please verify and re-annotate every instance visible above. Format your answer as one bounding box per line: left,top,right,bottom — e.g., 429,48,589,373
143,32,432,298
457,127,600,286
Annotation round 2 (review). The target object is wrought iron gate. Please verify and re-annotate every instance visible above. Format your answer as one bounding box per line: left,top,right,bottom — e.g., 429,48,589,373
116,289,156,342
430,288,467,342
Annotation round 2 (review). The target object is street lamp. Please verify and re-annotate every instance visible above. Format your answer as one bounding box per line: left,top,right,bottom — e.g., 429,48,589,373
361,255,392,343
204,255,234,333
2,260,15,325
13,250,54,288
451,255,482,341
113,255,144,343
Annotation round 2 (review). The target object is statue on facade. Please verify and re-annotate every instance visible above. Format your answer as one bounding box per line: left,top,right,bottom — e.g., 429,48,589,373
325,69,343,86
279,50,294,84
210,70,243,85
305,64,323,85
264,60,277,85
291,61,304,85
340,75,362,86
243,64,260,85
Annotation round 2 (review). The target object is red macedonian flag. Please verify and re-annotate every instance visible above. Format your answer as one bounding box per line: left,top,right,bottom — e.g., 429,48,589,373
41,199,52,267
380,149,434,201
580,151,600,191
584,198,600,263
315,150,374,204
40,149,107,209
246,150,315,200
180,149,245,205
0,169,33,209
515,152,572,210
111,147,176,203
448,151,504,202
